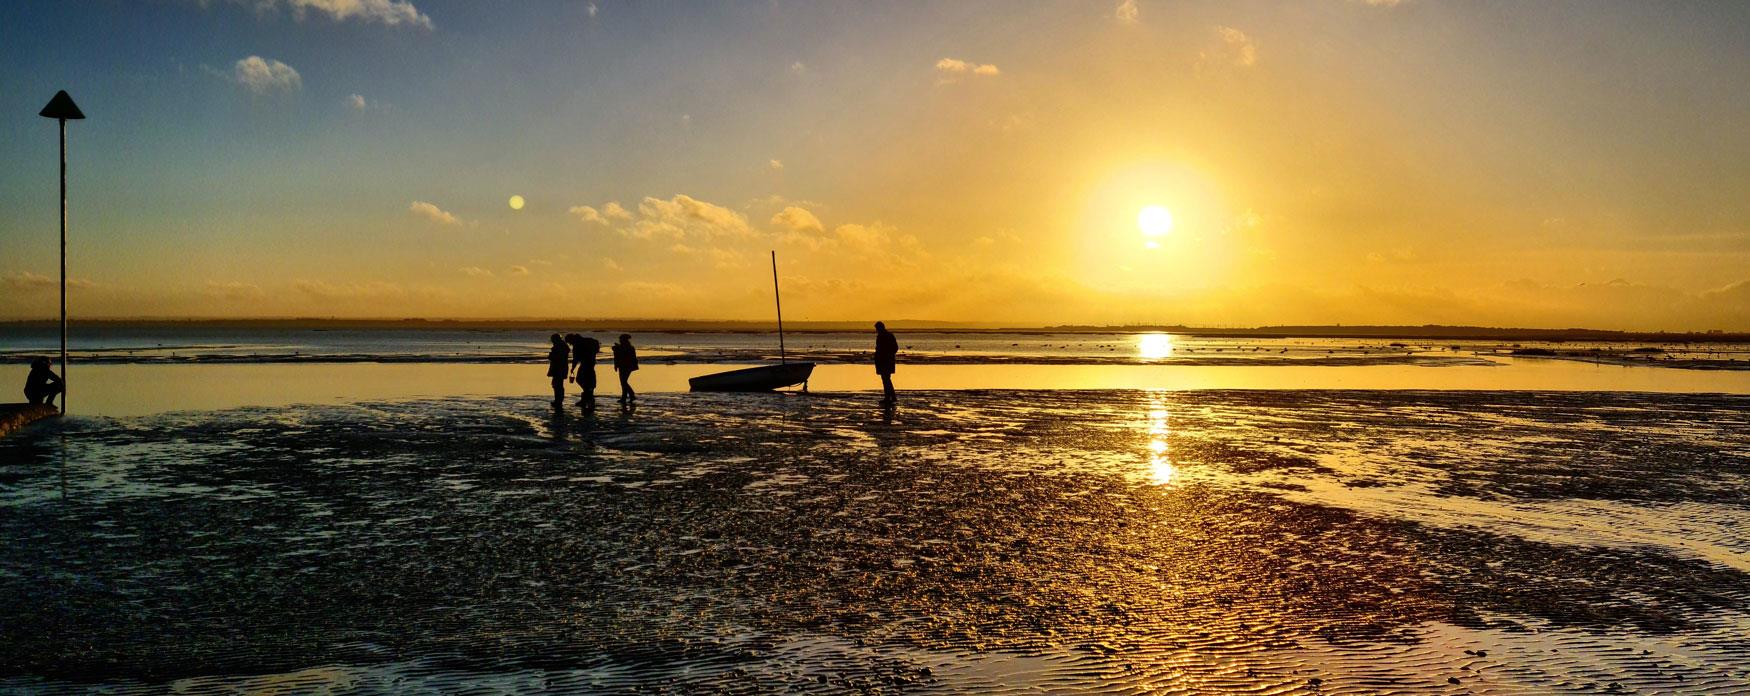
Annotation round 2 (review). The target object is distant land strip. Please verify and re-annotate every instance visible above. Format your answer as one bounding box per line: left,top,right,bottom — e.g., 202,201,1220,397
0,319,1744,342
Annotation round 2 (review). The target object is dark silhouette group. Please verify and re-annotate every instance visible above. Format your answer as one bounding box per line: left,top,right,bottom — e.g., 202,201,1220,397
540,323,898,407
549,333,639,408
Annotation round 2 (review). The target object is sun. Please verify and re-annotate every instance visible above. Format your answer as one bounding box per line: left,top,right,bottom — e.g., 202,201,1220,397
1138,205,1173,238
508,195,525,210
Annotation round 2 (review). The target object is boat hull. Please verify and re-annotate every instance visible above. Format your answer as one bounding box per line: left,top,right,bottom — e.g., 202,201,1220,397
688,362,816,392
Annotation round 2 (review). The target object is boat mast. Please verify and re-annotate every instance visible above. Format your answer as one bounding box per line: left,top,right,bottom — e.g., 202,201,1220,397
771,250,786,364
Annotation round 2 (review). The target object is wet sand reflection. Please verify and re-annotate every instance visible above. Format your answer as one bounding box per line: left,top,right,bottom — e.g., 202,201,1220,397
2,390,1748,692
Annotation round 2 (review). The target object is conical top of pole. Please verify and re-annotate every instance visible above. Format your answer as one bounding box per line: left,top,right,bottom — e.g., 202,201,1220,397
39,91,85,120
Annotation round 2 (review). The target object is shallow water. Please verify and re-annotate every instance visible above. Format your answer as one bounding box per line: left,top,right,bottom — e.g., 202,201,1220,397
28,359,1750,419
3,390,1748,693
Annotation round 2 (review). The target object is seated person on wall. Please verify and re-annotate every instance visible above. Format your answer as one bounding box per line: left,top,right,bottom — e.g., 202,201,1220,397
24,357,63,408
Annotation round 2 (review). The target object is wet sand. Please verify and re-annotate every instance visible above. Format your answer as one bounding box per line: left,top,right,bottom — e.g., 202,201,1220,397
3,389,1748,693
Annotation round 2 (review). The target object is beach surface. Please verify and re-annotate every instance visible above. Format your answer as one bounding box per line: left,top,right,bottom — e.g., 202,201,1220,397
3,388,1748,693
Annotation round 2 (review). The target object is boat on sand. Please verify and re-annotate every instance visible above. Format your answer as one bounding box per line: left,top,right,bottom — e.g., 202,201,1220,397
689,252,815,392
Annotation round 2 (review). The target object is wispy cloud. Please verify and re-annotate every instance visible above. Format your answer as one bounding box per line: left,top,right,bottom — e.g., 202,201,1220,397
768,159,785,171
1115,0,1139,24
292,279,409,301
231,56,302,94
409,200,461,226
252,0,434,29
4,271,93,291
204,280,265,300
347,93,368,110
459,266,494,278
1198,26,1258,72
508,265,530,276
935,57,1001,83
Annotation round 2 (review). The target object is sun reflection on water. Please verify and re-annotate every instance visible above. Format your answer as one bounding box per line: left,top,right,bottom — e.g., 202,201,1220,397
1146,398,1174,485
1138,333,1174,360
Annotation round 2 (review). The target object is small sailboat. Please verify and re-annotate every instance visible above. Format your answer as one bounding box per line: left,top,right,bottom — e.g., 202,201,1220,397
688,251,816,392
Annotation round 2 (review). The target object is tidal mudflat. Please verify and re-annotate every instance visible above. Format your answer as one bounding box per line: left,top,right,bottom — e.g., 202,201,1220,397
3,390,1748,693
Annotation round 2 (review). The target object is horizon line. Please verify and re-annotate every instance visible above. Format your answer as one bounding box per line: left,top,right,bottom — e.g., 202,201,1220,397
0,316,1744,338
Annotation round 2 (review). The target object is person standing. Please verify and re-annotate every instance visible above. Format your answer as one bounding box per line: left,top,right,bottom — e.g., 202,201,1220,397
567,334,600,408
874,321,898,404
546,334,569,408
24,357,63,409
612,334,639,402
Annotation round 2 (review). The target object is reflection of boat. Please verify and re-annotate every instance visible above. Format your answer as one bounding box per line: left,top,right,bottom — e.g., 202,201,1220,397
688,361,814,392
689,251,813,393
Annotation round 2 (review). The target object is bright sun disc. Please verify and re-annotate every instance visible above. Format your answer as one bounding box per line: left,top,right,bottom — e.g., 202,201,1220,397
508,195,525,210
1138,205,1173,237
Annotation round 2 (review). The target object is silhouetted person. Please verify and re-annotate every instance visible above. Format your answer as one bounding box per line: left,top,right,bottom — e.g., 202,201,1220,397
567,333,600,408
547,334,569,407
24,357,63,409
874,321,898,404
612,334,638,402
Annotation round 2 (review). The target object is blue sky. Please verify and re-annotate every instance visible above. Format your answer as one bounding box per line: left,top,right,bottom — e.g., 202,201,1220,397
1,0,1747,328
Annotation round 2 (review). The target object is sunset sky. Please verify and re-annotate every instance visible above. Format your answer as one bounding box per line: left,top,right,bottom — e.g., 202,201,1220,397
1,0,1746,329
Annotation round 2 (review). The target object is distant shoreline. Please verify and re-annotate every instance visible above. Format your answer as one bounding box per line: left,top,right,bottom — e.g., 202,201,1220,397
0,318,1744,343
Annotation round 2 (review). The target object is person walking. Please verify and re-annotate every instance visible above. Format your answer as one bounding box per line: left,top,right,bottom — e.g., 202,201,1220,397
546,334,569,408
567,334,600,408
612,334,639,402
874,321,898,404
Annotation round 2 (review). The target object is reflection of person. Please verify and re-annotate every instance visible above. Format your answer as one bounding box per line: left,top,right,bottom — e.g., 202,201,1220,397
24,357,63,408
547,334,569,407
567,334,600,407
874,321,898,404
612,334,639,402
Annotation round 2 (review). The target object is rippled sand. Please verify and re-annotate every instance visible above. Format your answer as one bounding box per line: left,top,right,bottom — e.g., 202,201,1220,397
3,390,1748,693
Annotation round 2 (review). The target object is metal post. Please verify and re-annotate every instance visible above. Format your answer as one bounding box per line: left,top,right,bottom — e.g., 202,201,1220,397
59,119,68,413
38,90,82,414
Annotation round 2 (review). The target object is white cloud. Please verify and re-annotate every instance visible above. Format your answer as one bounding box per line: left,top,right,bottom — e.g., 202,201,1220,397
508,265,531,276
460,266,494,278
789,61,807,76
769,159,784,171
572,202,632,225
625,194,752,241
232,56,302,94
347,93,368,110
935,57,1001,83
770,206,823,233
271,0,433,29
1116,0,1139,24
409,200,460,226
569,205,608,225
586,2,598,18
680,114,692,128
